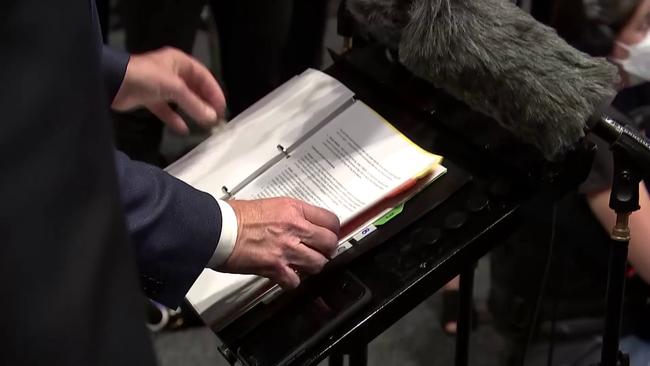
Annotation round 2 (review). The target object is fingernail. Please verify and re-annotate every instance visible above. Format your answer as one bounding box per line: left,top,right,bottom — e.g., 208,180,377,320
205,106,217,121
210,119,227,134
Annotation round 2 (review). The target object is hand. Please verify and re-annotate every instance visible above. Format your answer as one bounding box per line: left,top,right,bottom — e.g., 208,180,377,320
112,47,226,135
221,198,340,289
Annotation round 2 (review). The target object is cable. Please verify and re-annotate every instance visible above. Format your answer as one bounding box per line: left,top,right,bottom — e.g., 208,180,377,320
521,203,558,366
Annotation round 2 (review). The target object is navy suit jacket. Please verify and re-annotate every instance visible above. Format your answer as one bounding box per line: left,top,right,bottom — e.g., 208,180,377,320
1,1,221,361
2,1,162,364
97,8,221,308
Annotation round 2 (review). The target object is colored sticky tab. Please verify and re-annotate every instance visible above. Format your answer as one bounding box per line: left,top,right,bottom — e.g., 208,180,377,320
352,225,377,242
373,203,405,226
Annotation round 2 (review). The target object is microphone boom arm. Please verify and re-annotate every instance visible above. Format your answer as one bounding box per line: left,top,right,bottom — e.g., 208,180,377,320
588,114,650,182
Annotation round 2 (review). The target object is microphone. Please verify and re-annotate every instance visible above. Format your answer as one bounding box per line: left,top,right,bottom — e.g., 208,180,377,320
588,113,650,179
346,0,620,161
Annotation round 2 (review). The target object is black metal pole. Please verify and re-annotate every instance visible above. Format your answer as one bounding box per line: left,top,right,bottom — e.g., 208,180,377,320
600,214,632,366
597,147,639,366
455,263,476,366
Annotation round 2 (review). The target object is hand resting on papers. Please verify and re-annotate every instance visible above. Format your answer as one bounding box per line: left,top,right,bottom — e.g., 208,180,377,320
220,197,340,289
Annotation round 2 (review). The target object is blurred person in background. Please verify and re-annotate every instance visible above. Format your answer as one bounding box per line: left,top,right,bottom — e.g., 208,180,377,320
488,1,650,365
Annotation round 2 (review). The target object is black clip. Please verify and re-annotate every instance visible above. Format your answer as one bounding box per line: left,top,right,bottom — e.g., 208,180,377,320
221,186,232,199
277,144,290,158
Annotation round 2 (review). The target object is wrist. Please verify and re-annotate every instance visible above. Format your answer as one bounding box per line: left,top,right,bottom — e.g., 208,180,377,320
208,199,238,269
111,57,135,110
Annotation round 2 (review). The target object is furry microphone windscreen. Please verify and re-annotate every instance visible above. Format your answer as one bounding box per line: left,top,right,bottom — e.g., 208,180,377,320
347,0,619,160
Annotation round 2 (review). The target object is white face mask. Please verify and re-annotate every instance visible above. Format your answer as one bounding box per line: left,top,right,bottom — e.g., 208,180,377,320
613,34,650,87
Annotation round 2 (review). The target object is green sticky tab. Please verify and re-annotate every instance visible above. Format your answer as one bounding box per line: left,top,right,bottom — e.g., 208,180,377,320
373,203,405,226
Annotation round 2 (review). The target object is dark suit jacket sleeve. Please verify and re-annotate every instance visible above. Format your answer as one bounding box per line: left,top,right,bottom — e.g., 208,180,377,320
98,21,218,307
114,150,222,308
101,46,129,103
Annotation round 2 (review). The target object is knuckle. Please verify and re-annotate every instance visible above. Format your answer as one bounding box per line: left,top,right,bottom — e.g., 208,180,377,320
170,78,187,94
161,46,180,56
281,217,306,234
287,235,302,247
162,79,184,100
290,219,310,235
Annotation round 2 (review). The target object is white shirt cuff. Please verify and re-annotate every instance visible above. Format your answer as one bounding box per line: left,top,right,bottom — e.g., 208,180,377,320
207,199,238,269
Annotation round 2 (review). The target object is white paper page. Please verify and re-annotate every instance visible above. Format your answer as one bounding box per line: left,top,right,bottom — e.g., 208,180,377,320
185,271,268,315
233,101,441,225
165,69,354,198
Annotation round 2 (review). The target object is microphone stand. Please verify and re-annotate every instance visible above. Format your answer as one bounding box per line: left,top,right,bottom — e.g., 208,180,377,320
588,114,650,366
597,148,638,366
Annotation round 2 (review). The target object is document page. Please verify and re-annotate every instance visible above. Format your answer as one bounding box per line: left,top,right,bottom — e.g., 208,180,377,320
185,99,443,330
165,69,354,198
233,101,441,225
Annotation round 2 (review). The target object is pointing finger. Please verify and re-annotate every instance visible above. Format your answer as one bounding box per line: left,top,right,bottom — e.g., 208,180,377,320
287,243,329,275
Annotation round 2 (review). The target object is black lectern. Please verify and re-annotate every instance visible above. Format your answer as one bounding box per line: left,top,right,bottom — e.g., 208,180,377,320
189,45,594,366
